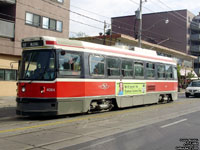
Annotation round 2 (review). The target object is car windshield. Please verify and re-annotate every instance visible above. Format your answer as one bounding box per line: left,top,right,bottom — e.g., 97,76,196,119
189,81,200,87
19,50,56,80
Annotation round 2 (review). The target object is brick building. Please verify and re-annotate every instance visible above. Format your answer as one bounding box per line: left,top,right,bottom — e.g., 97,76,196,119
0,0,70,96
111,9,200,76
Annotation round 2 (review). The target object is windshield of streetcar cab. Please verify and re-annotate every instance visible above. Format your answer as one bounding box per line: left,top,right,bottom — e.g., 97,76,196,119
19,50,56,80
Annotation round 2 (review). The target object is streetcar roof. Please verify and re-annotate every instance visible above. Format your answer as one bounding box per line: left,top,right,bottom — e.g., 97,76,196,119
21,36,176,65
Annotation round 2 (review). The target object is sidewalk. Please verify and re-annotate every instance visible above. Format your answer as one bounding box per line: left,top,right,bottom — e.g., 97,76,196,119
178,88,186,94
0,97,16,108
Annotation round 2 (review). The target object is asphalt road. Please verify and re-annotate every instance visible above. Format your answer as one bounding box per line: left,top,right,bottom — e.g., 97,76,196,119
0,93,200,150
0,107,16,118
65,110,200,150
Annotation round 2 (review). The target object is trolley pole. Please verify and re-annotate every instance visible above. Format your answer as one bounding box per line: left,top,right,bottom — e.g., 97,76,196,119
138,0,143,48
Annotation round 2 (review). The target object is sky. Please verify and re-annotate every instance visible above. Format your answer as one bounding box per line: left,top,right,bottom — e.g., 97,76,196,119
69,0,200,37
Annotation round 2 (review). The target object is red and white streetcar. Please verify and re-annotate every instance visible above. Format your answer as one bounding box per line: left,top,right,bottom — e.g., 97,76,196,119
16,36,178,116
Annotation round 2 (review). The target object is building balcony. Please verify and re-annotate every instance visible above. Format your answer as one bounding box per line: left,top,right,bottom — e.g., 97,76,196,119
190,34,200,41
190,22,200,31
0,0,15,4
0,19,14,38
190,45,200,52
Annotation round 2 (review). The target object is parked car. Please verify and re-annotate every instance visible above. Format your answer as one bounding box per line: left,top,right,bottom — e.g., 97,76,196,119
185,80,200,98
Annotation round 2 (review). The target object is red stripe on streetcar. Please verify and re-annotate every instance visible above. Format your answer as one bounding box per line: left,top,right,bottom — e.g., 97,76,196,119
146,82,178,92
46,41,57,45
18,81,177,98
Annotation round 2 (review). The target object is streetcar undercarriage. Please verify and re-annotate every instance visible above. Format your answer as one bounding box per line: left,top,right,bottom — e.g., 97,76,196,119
16,92,177,116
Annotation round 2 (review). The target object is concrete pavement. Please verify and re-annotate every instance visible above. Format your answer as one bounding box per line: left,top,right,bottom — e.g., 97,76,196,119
0,97,16,108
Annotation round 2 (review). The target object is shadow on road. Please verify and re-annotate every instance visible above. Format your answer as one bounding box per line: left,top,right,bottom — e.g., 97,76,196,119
0,107,16,118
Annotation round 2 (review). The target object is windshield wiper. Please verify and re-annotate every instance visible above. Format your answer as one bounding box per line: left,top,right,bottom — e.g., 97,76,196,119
23,53,33,79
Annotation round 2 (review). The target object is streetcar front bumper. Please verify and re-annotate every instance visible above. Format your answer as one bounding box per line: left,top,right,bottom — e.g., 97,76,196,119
16,97,58,116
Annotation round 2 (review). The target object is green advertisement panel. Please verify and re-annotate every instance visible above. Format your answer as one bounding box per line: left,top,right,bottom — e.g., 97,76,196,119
116,82,146,96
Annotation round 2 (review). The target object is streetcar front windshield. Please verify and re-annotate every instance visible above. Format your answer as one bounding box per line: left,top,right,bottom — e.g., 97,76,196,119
19,50,56,80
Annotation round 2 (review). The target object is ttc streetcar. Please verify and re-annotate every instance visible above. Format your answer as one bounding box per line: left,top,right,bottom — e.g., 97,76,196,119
16,36,178,116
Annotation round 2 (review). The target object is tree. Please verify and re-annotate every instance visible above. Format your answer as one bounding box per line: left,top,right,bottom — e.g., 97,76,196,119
187,71,195,79
177,65,181,84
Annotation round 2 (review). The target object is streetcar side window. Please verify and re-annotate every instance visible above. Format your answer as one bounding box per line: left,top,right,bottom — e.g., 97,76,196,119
89,55,105,76
59,52,81,76
134,62,144,78
146,63,155,78
107,58,120,77
165,65,173,79
121,60,133,77
157,64,165,79
173,67,178,80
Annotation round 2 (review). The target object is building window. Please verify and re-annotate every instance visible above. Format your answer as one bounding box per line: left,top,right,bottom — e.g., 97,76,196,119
56,21,63,32
42,17,63,32
25,12,40,27
0,69,17,81
42,17,49,29
50,19,56,30
50,0,64,4
57,0,64,3
0,69,4,80
25,12,63,32
5,70,16,81
25,13,33,24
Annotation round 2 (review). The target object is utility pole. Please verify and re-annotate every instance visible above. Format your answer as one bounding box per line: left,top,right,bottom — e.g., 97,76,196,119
110,19,112,46
103,20,106,45
138,0,143,48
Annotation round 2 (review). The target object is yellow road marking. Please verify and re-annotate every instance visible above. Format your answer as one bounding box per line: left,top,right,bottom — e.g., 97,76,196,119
0,100,193,134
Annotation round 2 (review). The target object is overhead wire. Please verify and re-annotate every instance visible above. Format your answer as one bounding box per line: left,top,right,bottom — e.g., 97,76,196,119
128,0,199,29
70,0,177,40
0,0,190,47
16,0,137,36
42,0,186,41
157,0,190,21
156,0,200,28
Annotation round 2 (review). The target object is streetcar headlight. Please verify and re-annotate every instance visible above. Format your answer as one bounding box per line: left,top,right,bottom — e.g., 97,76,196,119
21,87,26,93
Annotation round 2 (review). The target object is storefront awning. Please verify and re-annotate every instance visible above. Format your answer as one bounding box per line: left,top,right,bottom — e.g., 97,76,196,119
180,69,198,77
